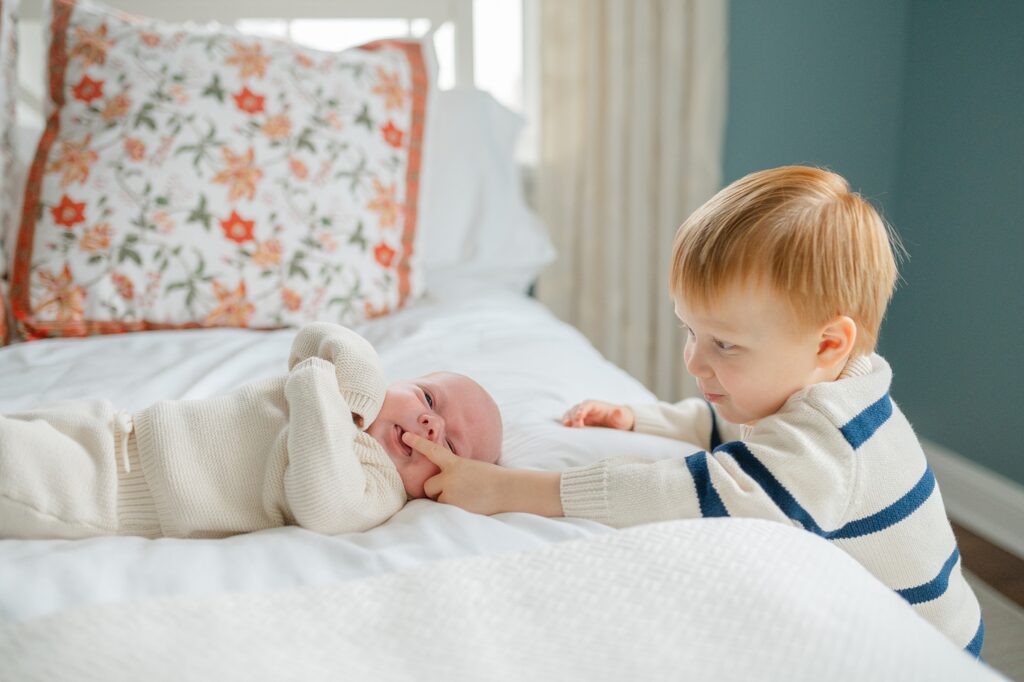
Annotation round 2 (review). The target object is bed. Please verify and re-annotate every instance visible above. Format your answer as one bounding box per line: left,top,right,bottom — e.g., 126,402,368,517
0,1,1003,680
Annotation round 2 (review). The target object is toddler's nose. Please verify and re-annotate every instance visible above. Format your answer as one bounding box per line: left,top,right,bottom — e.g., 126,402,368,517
685,348,714,379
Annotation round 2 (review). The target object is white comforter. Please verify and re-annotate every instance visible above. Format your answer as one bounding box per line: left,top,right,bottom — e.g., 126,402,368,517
0,289,1001,680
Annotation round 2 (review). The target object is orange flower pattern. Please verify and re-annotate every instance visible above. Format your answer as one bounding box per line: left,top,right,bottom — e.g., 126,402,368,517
262,114,291,142
22,2,426,334
220,211,256,244
35,264,87,322
225,41,270,80
51,195,87,228
212,146,262,202
381,121,403,148
233,86,265,115
281,287,302,312
204,280,254,327
251,238,282,267
372,67,407,111
68,24,112,67
124,137,145,161
101,93,131,121
71,75,104,103
79,223,113,252
374,242,396,268
111,272,134,300
289,157,308,180
367,179,400,229
48,135,98,187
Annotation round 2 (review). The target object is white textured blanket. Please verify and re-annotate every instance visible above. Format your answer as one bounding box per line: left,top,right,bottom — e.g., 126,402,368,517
0,519,998,682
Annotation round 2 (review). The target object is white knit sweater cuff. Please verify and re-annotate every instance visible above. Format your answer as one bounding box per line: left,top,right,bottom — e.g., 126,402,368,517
630,403,665,435
560,462,612,524
292,357,379,426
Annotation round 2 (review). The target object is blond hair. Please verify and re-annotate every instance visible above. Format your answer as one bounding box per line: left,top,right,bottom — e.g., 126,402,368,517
670,166,901,356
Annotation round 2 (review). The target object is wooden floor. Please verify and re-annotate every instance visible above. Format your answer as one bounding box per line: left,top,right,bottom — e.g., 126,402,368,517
952,521,1024,608
951,521,1024,681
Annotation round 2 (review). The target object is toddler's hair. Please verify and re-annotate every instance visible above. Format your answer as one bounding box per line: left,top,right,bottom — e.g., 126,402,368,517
670,166,901,357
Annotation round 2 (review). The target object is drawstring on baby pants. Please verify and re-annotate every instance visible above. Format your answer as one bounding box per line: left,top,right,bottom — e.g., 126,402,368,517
114,411,134,473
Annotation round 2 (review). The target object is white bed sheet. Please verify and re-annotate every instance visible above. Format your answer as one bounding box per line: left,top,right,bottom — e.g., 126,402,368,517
0,288,692,622
0,290,1004,679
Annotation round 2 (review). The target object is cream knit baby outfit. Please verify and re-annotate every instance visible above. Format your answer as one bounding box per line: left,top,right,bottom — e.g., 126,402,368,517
0,323,405,539
560,354,984,657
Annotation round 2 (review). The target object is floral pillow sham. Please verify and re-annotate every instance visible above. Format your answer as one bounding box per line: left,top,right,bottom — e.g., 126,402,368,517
11,0,429,340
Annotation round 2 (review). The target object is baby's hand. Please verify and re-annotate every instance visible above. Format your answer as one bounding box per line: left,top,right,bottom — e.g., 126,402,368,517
561,400,635,430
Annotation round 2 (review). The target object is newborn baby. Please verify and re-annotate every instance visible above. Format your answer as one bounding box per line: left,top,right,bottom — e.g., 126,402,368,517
0,323,502,539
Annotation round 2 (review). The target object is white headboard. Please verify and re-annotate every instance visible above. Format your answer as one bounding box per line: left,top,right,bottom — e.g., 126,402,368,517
15,0,476,125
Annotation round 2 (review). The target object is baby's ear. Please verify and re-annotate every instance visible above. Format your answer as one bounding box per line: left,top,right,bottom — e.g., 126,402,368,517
351,412,364,429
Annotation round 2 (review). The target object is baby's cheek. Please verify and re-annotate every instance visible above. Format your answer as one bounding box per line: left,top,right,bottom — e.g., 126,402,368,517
397,458,439,499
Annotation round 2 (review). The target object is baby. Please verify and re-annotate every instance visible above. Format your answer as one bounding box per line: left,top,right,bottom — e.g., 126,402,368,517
403,166,984,656
0,322,502,539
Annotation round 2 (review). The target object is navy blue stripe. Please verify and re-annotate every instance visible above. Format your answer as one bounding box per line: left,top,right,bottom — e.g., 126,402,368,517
685,451,729,518
896,547,960,605
828,465,936,539
840,393,893,449
709,441,936,542
713,441,825,534
706,401,722,450
965,618,985,658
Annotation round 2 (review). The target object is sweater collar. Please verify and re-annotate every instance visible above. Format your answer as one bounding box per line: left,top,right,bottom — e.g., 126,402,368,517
838,354,874,380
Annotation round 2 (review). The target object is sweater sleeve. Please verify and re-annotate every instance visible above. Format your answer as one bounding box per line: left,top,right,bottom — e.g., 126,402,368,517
628,398,716,448
561,405,854,531
288,322,386,427
283,357,406,534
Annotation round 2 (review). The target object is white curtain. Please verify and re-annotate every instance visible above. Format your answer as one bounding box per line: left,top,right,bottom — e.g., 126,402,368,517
535,0,728,402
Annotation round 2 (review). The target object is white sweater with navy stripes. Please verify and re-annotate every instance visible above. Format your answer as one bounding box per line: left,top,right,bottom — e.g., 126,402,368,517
559,354,983,656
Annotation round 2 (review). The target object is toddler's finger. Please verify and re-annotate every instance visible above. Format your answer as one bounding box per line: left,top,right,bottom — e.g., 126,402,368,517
423,473,443,500
403,432,456,466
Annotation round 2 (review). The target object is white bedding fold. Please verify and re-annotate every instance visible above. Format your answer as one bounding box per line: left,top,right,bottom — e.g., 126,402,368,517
0,519,997,682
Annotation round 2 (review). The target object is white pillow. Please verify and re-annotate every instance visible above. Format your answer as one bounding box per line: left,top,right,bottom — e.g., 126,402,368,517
418,88,555,295
2,125,39,278
0,0,17,284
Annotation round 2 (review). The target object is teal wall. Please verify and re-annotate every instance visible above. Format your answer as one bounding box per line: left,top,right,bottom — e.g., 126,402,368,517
884,1,1024,486
724,0,1024,485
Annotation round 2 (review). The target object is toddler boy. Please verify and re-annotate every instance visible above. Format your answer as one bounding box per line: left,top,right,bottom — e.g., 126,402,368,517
406,166,984,656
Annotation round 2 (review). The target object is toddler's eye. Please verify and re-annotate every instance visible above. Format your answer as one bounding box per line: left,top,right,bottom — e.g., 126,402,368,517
714,339,735,351
423,390,434,408
680,323,695,338
446,439,456,454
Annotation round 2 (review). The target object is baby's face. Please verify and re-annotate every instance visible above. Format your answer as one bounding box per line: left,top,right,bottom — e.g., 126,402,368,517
367,372,502,498
675,280,837,425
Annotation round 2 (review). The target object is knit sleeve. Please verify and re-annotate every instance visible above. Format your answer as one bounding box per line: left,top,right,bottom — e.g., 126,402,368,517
283,357,406,534
561,406,854,532
627,398,716,448
288,322,386,427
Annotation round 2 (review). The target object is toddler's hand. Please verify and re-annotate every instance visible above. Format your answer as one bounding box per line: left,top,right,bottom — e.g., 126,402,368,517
561,400,635,430
404,432,507,515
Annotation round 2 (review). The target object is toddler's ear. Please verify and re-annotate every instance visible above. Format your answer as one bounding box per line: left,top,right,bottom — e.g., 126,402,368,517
816,316,857,368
